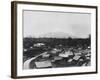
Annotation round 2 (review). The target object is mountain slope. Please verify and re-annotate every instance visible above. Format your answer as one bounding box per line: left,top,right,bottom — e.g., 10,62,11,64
39,32,77,38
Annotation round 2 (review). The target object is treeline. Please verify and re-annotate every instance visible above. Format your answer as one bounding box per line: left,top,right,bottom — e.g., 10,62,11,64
23,37,90,49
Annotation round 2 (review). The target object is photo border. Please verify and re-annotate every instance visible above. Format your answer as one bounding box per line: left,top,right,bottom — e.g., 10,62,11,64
11,1,98,79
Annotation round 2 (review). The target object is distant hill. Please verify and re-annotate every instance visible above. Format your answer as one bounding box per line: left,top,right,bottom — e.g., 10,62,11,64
39,32,77,38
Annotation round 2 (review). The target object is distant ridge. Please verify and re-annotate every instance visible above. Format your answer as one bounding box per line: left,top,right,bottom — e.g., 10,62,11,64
24,32,89,39
38,32,77,38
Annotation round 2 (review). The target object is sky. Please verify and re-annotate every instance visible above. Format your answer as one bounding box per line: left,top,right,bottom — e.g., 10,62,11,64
23,10,91,38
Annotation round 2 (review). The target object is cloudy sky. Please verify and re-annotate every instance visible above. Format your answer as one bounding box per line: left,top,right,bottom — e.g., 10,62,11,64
23,10,91,38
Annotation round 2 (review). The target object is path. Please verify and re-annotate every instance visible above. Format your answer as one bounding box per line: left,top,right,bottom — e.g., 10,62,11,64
23,52,46,69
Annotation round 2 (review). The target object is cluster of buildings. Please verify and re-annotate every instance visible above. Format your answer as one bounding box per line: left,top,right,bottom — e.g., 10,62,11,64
28,43,91,69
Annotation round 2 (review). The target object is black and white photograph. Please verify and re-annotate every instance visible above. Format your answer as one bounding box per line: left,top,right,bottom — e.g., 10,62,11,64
23,10,91,69
11,1,97,78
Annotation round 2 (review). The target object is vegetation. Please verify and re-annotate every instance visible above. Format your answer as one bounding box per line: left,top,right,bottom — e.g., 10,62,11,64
23,36,90,62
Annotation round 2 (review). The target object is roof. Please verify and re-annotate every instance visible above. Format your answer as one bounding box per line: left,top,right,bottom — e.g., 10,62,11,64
73,55,81,60
35,60,52,68
54,56,63,60
59,51,73,57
